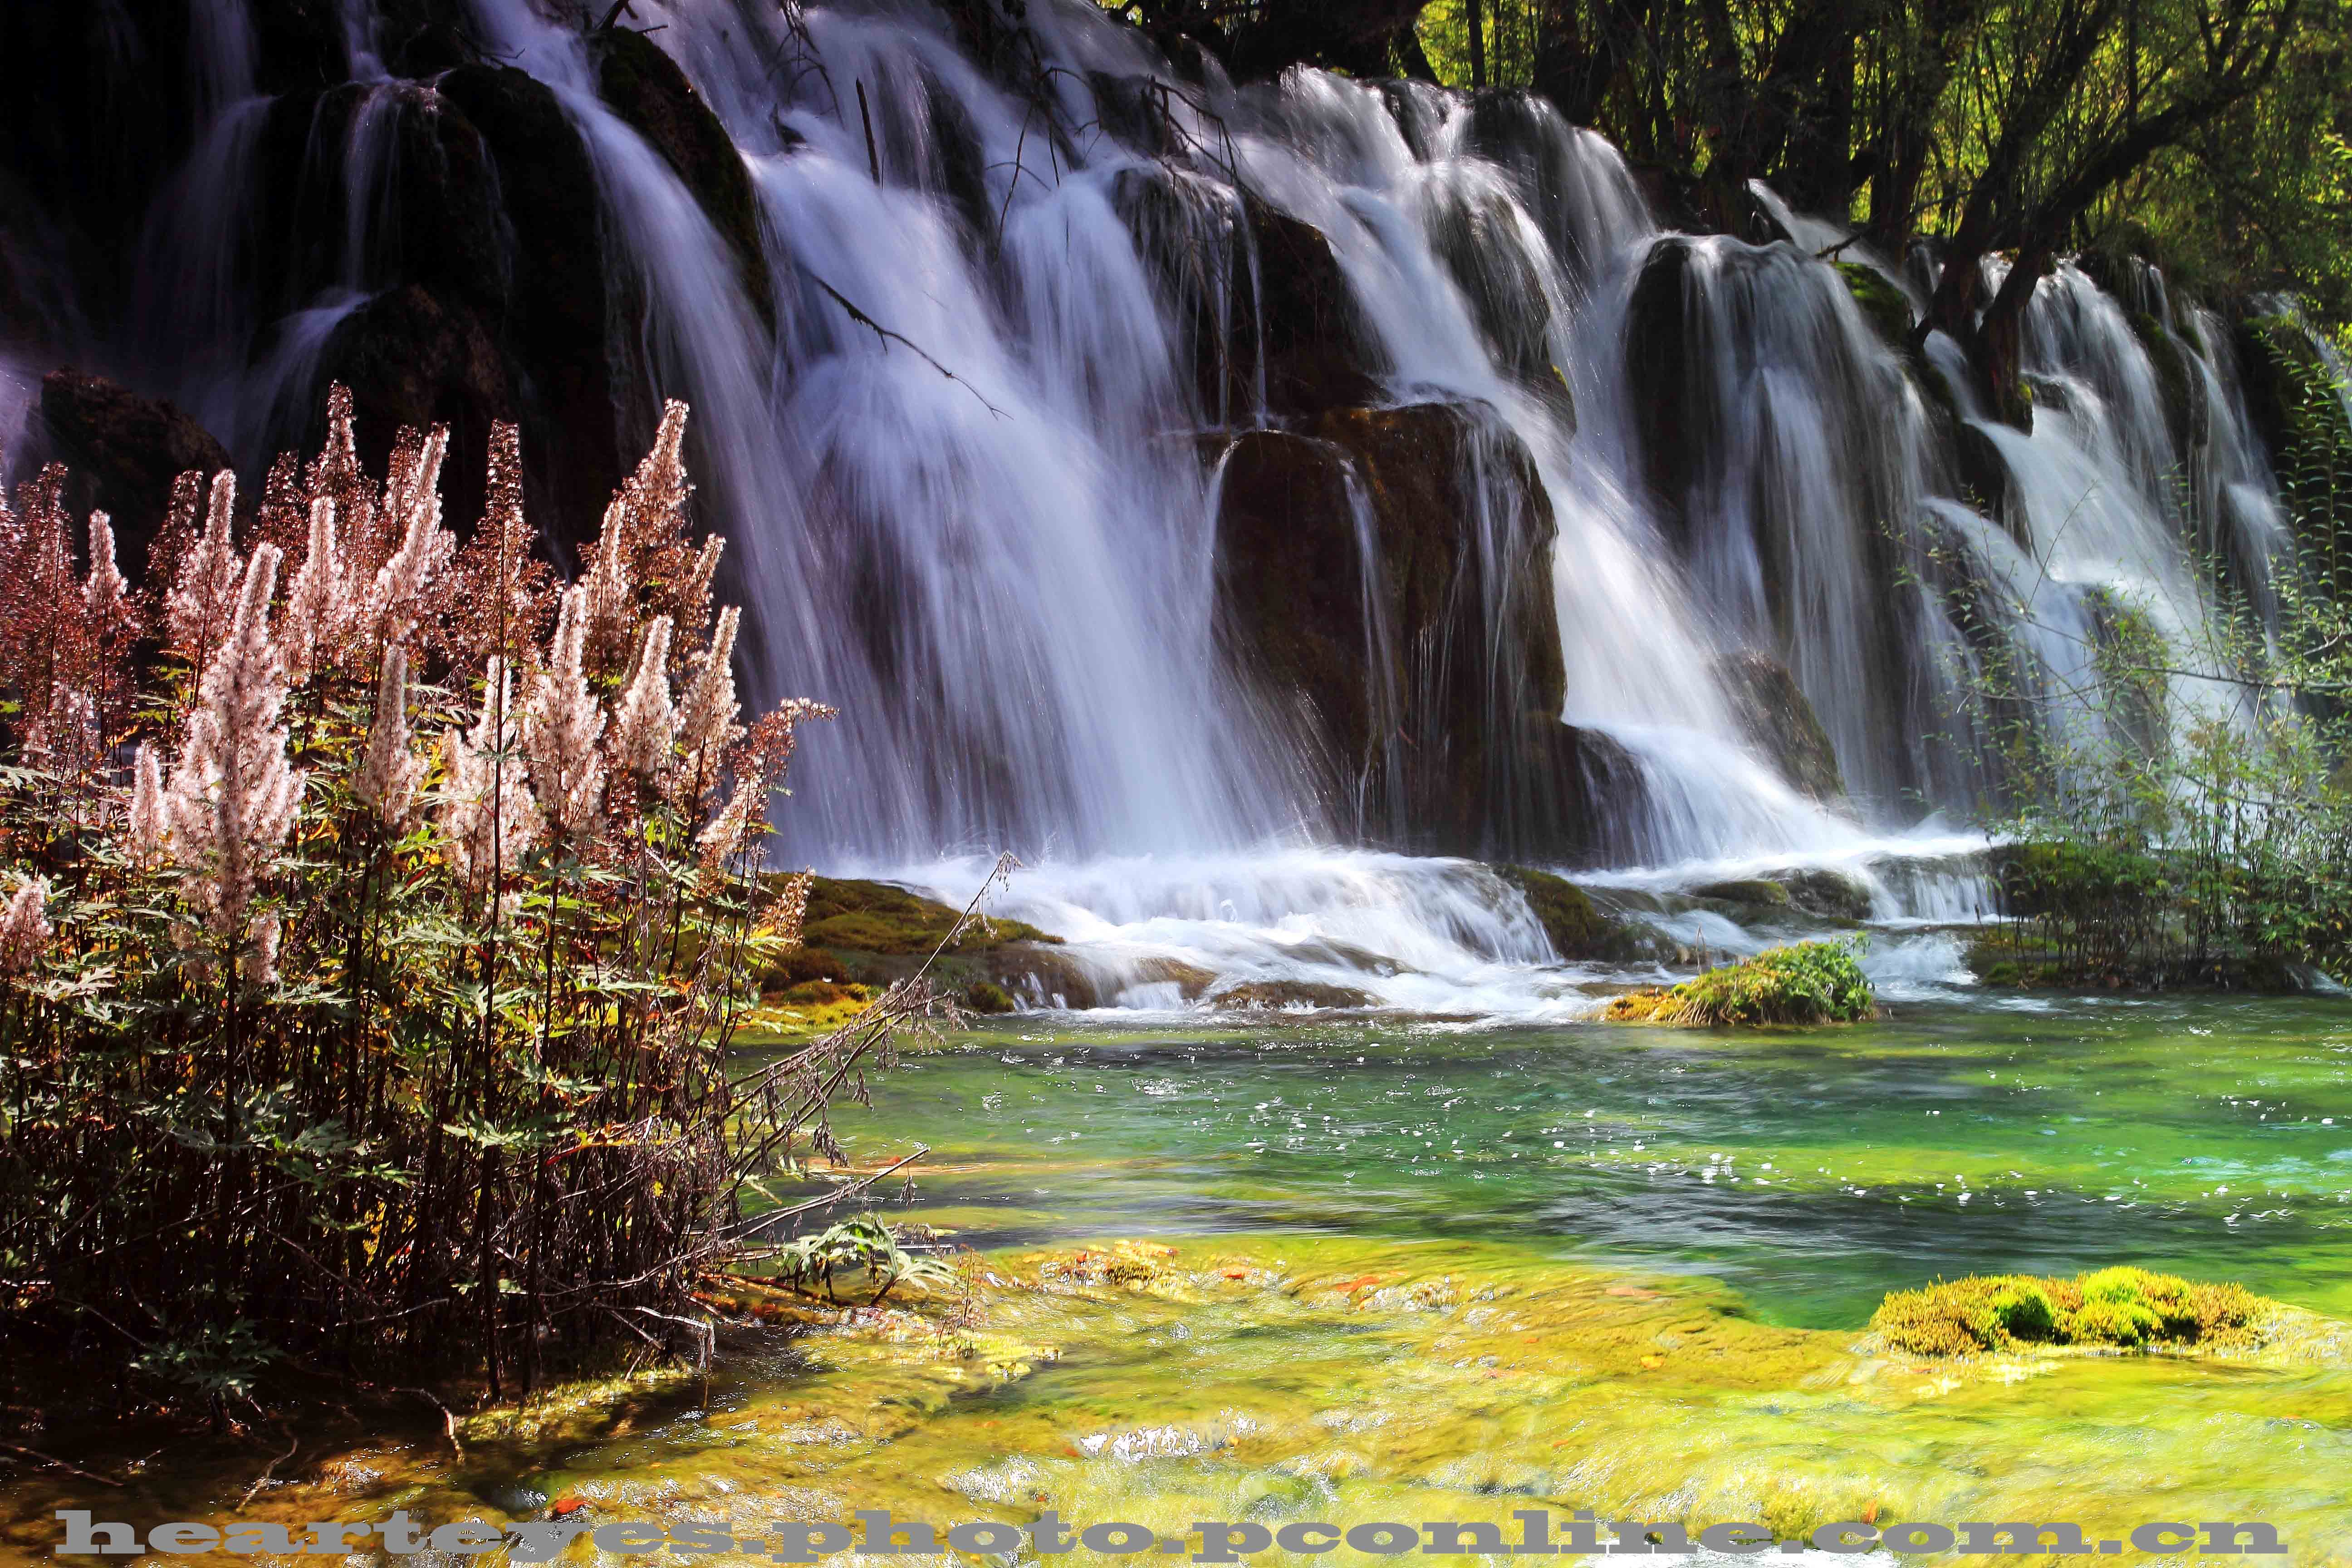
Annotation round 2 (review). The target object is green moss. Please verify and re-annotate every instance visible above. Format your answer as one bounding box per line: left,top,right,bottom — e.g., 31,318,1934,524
1691,877,1792,907
1497,865,1637,961
1212,980,1374,1011
964,980,1015,1014
793,876,1059,956
1604,940,1875,1027
1835,262,1914,352
1871,1268,2274,1357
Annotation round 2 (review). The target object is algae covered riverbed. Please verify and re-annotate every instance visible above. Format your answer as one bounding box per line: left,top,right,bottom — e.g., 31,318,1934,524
8,994,2352,1563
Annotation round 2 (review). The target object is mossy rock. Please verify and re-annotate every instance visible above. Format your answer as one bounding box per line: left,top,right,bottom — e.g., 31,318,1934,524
1497,865,1638,961
1835,261,1913,353
794,877,1058,956
1212,980,1374,1011
1691,878,1791,908
1871,1267,2273,1357
963,980,1015,1014
1773,868,1872,922
1603,940,1874,1027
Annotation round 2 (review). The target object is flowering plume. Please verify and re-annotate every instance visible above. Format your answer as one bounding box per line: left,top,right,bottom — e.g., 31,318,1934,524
83,512,135,634
163,545,302,964
434,421,557,672
675,604,743,798
355,643,426,828
281,497,348,684
365,426,455,647
679,533,724,640
524,587,607,838
164,471,244,662
441,658,543,888
583,496,636,669
0,875,53,976
126,743,166,862
611,615,676,781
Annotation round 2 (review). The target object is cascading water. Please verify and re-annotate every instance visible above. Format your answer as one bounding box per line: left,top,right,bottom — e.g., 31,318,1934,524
8,0,2347,1016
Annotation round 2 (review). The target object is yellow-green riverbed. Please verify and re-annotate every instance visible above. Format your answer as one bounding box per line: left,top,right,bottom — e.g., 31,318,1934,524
9,994,2352,1563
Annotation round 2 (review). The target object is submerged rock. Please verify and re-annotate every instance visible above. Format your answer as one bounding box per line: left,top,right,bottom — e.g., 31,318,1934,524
1211,980,1374,1011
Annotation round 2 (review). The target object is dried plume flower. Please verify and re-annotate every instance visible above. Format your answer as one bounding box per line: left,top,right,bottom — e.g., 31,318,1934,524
83,512,135,633
355,643,426,828
164,544,303,958
674,604,743,798
434,421,557,671
365,426,455,647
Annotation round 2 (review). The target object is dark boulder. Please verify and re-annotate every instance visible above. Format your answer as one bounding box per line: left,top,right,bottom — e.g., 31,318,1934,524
1423,179,1572,421
1715,651,1847,805
38,371,232,581
1773,867,1874,922
1211,400,1585,857
1625,236,1696,545
591,28,773,331
1496,864,1638,961
319,283,510,519
1117,168,1384,427
436,64,625,549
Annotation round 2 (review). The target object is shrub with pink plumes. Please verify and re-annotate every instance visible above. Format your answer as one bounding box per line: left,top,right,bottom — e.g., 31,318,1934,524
0,388,958,1412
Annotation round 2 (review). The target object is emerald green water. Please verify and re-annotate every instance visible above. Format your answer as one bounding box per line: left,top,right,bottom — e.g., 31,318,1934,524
11,993,2352,1564
858,995,2352,1327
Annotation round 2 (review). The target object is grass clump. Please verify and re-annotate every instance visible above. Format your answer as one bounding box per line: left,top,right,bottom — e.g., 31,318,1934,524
1871,1268,2273,1356
1604,940,1875,1026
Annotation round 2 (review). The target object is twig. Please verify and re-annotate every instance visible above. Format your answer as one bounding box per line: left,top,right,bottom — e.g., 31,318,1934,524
237,1426,299,1510
596,0,635,29
394,1388,463,1458
801,270,1007,419
735,1145,931,1239
0,1441,122,1487
856,80,882,184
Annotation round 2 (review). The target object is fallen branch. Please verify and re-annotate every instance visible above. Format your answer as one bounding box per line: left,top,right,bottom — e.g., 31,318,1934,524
236,1427,299,1510
802,270,1007,419
0,1441,122,1487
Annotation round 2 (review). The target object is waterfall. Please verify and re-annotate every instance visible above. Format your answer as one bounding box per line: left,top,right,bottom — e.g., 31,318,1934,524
10,0,2349,1012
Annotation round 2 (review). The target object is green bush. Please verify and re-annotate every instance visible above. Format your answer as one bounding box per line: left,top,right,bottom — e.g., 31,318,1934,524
1872,1268,2272,1357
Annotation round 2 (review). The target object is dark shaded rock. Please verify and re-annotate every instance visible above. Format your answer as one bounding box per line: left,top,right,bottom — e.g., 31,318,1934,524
1625,237,1696,542
2127,310,2202,459
985,944,1101,1010
39,371,233,581
436,64,625,550
1246,195,1384,420
0,0,192,265
1112,172,1385,426
320,284,510,519
592,28,773,331
1497,864,1638,961
1715,651,1846,804
1955,421,2023,545
1691,878,1791,907
1210,401,1582,857
1211,980,1374,1010
1772,867,1874,922
1423,179,1572,422
2233,314,2351,561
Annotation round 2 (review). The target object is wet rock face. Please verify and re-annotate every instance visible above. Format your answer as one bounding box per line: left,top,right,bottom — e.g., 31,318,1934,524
591,27,774,332
1113,170,1384,426
38,372,233,581
1211,401,1588,858
1716,651,1847,805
